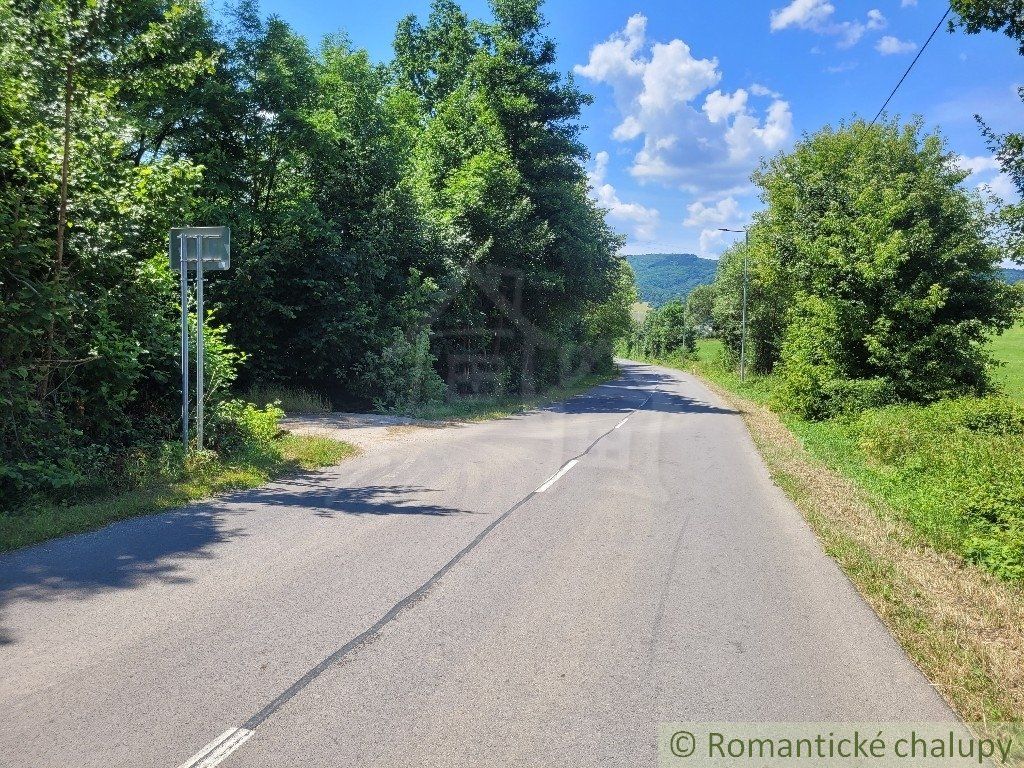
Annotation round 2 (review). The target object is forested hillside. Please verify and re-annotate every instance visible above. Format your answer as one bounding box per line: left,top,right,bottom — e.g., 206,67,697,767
1002,267,1024,284
0,0,633,507
625,253,716,307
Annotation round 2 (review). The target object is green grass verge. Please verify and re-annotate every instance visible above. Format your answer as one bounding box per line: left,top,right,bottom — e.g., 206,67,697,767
247,383,333,413
678,339,1024,581
402,371,616,422
0,434,357,553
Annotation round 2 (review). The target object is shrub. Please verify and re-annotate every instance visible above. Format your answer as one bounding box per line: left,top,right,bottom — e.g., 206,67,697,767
855,398,1024,580
207,400,285,458
362,329,446,412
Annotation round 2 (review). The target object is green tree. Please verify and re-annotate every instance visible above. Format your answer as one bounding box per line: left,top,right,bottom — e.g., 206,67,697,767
745,119,1020,416
399,0,626,391
0,0,215,502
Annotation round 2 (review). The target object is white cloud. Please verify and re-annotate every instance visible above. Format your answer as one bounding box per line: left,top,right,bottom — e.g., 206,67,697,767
956,154,1019,203
825,61,858,74
573,13,646,89
588,151,660,241
901,0,917,7
957,155,1000,175
750,83,781,98
699,228,727,257
876,35,917,55
684,196,741,227
988,174,1017,200
769,1,885,48
703,89,749,123
769,0,835,32
575,16,793,195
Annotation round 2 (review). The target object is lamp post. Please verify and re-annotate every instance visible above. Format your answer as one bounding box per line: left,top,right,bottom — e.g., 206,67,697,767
719,227,749,382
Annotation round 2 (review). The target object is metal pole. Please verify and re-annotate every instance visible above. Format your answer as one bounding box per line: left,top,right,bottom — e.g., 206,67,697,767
179,235,189,451
195,235,205,451
740,229,749,383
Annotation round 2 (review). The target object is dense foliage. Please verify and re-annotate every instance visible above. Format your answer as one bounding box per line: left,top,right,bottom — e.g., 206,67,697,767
690,120,1020,419
623,299,694,360
0,0,631,508
855,396,1024,580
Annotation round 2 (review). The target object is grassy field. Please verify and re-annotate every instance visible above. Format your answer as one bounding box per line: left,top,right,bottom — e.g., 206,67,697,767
991,324,1024,399
0,434,356,553
638,332,1024,723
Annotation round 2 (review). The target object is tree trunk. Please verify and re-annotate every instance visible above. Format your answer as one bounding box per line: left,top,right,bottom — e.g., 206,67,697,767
39,59,74,402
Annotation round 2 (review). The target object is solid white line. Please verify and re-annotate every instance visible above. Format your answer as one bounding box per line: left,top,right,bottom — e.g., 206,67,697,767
178,728,254,768
535,459,578,493
614,417,629,429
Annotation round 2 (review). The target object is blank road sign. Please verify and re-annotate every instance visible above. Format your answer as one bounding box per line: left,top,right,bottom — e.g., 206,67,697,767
170,226,230,272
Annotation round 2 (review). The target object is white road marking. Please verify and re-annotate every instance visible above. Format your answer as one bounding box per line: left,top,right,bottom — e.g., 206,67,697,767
178,728,254,768
174,381,654,766
535,459,578,493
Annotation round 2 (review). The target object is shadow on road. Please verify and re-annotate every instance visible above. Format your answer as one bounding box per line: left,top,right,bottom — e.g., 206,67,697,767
242,482,474,519
0,482,472,646
543,365,737,418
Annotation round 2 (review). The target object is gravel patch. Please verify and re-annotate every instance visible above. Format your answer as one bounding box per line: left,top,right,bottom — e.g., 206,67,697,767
281,412,456,454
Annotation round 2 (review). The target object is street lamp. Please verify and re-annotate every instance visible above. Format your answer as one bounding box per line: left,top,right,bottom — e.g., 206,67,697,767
719,227,749,382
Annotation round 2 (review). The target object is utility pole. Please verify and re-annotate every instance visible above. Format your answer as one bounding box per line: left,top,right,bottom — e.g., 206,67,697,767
719,227,750,382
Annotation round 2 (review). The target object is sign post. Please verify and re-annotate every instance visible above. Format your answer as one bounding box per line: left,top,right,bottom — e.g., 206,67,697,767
170,227,230,452
179,235,189,451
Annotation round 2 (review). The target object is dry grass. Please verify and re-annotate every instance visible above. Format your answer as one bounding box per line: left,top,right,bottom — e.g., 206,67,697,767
698,376,1024,723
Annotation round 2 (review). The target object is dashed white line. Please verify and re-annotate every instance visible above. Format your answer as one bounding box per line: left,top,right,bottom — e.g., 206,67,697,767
535,459,579,493
173,383,657,766
177,728,254,768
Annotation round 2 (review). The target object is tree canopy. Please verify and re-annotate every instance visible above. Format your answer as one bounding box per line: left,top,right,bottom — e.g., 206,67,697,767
0,0,633,505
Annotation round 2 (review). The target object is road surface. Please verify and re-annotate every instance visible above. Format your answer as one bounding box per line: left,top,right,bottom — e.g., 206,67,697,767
0,361,954,767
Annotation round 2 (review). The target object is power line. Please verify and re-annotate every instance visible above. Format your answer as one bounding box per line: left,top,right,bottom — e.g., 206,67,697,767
871,4,953,125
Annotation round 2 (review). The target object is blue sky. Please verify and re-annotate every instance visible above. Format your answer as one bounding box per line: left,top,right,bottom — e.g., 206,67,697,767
257,0,1022,257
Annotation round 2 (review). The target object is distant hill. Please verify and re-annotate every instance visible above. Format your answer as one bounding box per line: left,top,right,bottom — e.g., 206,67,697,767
627,256,1024,307
1002,267,1024,284
625,253,718,307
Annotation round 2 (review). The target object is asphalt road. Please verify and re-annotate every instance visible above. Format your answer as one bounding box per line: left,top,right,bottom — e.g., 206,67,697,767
0,361,955,767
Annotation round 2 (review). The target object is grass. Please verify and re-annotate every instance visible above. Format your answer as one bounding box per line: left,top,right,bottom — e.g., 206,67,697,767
402,371,616,422
632,341,1024,723
0,433,356,553
991,324,1024,401
247,383,333,413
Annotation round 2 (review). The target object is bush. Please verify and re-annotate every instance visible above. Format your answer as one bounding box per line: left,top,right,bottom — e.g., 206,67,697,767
362,329,446,412
817,378,898,419
207,400,285,458
855,397,1024,580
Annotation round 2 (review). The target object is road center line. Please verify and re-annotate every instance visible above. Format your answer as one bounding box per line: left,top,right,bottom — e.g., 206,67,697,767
172,377,661,768
535,459,579,493
177,728,253,768
614,417,628,429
